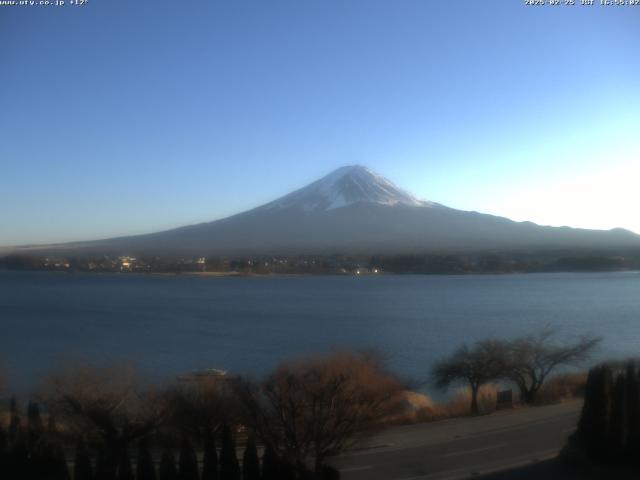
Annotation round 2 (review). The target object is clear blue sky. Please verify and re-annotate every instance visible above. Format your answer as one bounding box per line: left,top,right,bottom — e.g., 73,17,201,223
1,0,639,246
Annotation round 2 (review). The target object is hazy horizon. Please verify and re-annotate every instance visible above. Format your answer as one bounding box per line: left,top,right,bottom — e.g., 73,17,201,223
2,1,639,246
2,163,640,249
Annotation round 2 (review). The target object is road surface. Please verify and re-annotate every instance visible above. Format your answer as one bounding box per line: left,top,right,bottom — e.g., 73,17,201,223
331,400,582,480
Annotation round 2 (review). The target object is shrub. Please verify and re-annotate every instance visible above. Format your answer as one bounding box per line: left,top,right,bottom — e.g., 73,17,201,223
535,372,587,405
136,440,157,480
201,432,219,480
178,438,199,480
260,444,279,480
117,448,134,480
219,425,240,480
159,449,178,480
242,435,260,480
73,443,93,480
236,351,404,473
571,360,640,464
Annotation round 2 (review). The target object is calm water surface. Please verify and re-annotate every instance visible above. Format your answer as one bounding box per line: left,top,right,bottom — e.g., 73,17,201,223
1,270,639,391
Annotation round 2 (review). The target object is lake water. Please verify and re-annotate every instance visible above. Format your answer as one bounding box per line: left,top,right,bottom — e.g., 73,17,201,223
1,270,640,393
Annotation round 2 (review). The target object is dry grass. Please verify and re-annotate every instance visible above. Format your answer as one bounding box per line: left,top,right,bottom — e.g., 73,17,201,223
535,372,587,405
396,384,500,424
396,373,588,425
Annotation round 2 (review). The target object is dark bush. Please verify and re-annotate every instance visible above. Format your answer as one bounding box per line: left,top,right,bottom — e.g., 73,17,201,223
179,438,199,480
117,449,134,480
27,402,44,448
260,444,279,480
95,447,117,480
9,397,21,442
136,441,157,480
74,443,94,480
242,435,260,480
219,425,240,480
572,360,640,464
159,449,178,480
202,432,219,480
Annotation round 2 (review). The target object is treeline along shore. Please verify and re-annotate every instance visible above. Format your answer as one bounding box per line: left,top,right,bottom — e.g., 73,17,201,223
0,329,616,480
3,248,640,275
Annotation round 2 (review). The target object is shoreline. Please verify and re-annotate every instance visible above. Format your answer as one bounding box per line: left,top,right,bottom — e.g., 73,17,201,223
1,268,640,279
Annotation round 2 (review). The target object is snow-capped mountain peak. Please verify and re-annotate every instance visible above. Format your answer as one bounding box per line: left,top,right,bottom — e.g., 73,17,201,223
16,165,640,257
262,165,435,212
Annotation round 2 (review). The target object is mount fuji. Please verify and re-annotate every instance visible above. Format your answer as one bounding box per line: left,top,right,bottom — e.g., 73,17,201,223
15,165,640,256
258,165,431,212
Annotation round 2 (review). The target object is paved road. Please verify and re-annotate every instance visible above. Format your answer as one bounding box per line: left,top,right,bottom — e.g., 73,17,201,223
330,401,582,480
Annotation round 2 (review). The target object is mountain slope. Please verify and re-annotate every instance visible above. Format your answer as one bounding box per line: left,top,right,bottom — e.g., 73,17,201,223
12,166,640,256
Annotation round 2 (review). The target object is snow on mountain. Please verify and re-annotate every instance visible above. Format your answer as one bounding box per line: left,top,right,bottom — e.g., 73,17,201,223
13,165,640,257
261,165,436,212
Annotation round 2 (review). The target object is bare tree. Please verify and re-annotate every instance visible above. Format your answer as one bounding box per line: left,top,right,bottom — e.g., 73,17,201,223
431,340,509,415
40,364,166,476
163,376,239,444
507,329,601,404
235,351,405,474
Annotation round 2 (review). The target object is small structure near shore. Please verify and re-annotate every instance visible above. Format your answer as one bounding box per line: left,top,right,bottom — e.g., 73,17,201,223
177,368,237,383
496,389,514,409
